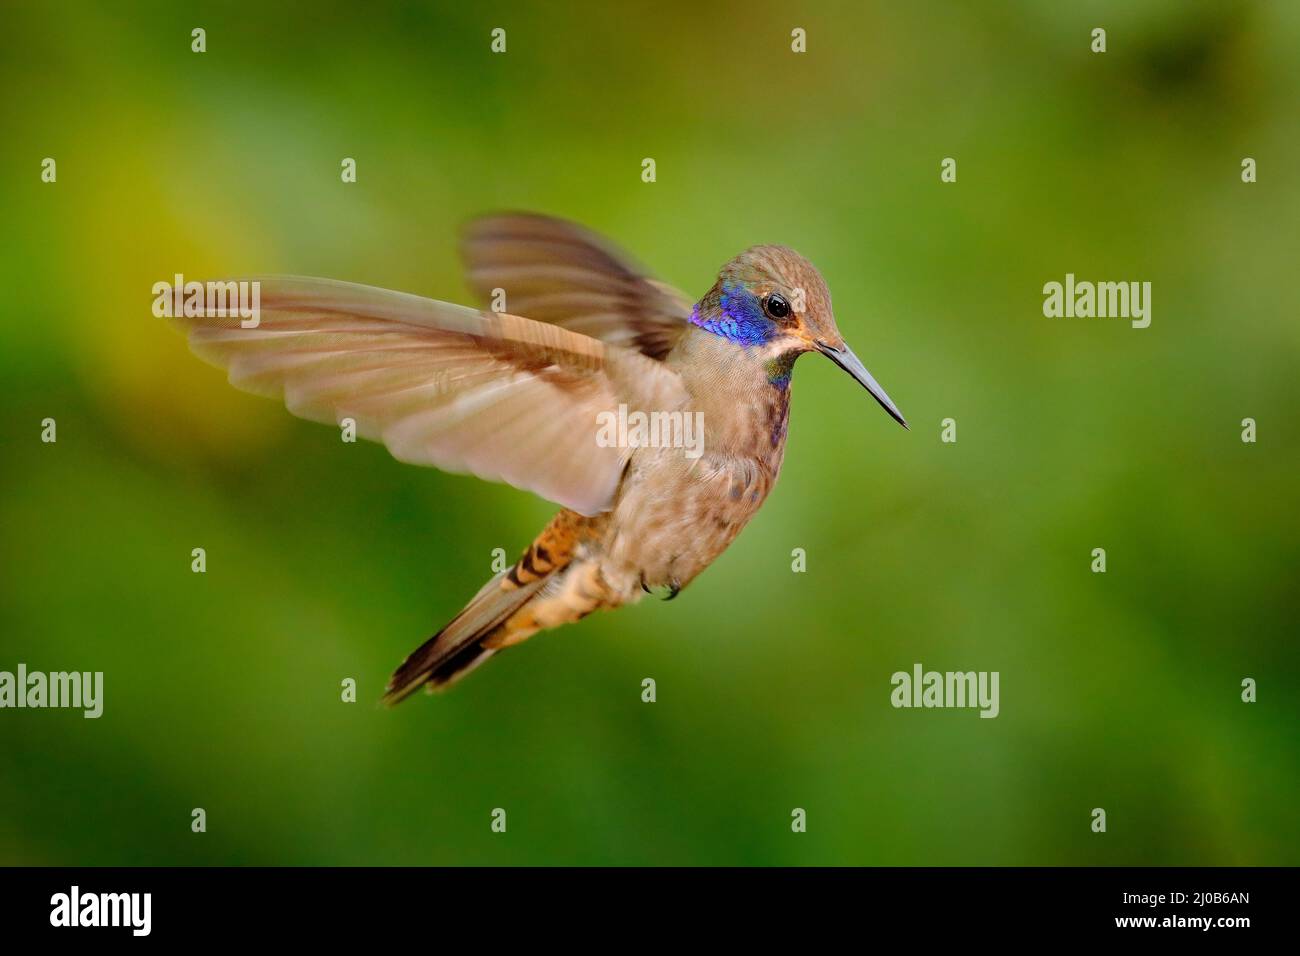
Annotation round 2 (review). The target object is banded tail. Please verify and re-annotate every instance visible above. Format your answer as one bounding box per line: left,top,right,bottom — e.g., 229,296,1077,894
382,510,605,704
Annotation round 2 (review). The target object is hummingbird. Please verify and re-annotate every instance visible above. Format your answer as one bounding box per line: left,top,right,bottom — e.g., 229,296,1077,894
175,214,907,703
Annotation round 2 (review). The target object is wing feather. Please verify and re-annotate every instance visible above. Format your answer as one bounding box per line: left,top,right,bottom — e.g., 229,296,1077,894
174,276,688,515
461,213,692,360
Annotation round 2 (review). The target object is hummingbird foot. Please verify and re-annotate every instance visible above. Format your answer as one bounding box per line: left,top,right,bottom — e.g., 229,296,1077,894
639,573,682,600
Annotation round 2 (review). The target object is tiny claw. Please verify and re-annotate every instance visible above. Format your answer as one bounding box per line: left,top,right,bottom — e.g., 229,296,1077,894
640,573,652,595
663,581,681,601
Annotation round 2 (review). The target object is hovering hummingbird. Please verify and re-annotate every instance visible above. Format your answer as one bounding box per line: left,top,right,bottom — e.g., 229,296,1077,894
174,214,907,703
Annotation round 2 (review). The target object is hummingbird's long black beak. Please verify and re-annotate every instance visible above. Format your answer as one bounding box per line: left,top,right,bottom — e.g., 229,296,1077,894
817,341,908,429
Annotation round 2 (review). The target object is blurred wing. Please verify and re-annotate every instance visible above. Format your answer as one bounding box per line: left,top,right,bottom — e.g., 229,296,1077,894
461,213,693,361
173,276,688,515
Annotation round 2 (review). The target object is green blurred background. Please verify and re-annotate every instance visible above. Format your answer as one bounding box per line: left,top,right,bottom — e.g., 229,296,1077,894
2,0,1297,866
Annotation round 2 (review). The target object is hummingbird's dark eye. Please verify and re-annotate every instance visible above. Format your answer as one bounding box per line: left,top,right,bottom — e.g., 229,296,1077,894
764,293,791,320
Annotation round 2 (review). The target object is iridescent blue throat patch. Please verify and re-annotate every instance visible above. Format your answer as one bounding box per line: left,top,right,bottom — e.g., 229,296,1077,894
689,281,777,347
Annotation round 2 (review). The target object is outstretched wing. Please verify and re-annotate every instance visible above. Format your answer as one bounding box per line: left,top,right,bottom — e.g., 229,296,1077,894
173,276,688,515
461,213,693,361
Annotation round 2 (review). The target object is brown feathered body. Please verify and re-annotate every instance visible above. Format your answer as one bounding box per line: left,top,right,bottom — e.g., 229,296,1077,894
402,326,796,694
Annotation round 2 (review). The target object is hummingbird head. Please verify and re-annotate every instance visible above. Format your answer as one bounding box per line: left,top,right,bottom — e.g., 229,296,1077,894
691,245,907,428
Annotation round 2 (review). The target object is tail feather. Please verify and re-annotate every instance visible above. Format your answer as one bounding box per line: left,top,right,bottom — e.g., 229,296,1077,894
384,508,598,705
382,573,544,706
